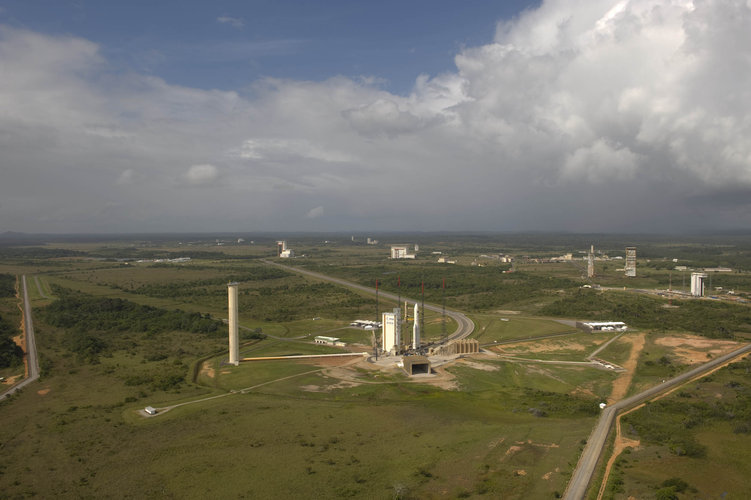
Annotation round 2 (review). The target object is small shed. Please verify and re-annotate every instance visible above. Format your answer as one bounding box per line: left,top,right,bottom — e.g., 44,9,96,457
145,406,157,415
403,355,431,376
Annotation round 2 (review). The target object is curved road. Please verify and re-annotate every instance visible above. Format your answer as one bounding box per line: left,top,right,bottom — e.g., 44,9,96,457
261,260,474,342
1,275,40,399
564,341,751,499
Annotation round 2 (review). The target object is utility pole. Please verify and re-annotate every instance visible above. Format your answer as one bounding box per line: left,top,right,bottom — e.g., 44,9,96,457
375,279,379,360
442,278,447,342
421,280,425,344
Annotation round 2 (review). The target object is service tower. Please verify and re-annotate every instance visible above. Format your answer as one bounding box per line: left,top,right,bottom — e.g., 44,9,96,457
412,302,420,350
228,282,240,366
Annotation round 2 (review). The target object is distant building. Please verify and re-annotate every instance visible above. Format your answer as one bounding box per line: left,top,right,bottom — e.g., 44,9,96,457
625,247,637,277
276,240,287,256
691,273,707,297
145,406,157,415
350,319,381,329
390,245,415,259
279,249,294,258
314,336,345,346
577,321,628,332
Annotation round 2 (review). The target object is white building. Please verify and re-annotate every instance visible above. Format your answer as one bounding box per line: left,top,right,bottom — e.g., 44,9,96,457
691,273,707,297
579,321,628,332
390,245,415,259
314,336,345,346
381,308,401,355
280,249,294,258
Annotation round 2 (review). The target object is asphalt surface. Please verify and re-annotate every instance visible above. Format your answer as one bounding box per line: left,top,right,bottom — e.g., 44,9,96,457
261,260,475,342
1,275,40,399
564,341,751,500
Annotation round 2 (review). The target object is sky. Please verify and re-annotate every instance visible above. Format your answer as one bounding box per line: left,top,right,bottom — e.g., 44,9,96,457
1,0,751,234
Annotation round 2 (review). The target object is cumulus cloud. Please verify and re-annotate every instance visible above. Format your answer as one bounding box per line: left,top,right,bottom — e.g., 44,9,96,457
2,1,751,233
343,99,425,137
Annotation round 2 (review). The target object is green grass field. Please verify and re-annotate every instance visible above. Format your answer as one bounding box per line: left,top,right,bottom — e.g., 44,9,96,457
5,235,751,498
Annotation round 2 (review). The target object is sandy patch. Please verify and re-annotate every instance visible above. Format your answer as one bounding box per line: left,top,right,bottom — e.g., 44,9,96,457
505,445,523,456
655,335,741,364
2,374,21,385
514,470,527,476
542,467,560,480
458,360,499,372
300,380,361,392
597,410,641,500
499,338,604,354
609,333,645,403
199,361,215,379
37,388,50,395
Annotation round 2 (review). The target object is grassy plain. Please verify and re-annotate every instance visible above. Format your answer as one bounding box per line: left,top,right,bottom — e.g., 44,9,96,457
604,354,751,499
4,234,751,498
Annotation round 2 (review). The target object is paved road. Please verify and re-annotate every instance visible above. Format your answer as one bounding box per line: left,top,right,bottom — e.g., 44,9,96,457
564,341,751,499
261,260,474,342
1,275,40,399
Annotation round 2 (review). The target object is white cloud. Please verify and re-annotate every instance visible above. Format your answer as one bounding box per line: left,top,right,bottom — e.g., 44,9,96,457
2,1,751,233
217,16,244,28
184,164,220,186
305,206,324,219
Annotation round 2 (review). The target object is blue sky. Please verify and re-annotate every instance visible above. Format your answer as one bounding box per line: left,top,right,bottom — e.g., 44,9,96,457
4,1,539,94
1,1,751,234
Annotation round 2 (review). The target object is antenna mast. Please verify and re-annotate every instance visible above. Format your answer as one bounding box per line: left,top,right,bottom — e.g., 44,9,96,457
375,279,379,360
442,278,447,342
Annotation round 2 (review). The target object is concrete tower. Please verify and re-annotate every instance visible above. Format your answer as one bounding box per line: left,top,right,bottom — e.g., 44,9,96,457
625,247,637,277
587,245,595,278
228,282,239,366
691,273,707,297
412,302,420,350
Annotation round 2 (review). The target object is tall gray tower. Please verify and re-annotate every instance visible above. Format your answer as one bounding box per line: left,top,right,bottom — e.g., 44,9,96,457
412,302,420,350
228,282,239,366
587,245,595,278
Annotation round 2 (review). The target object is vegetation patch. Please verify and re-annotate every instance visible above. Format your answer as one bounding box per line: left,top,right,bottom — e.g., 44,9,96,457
542,290,751,338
